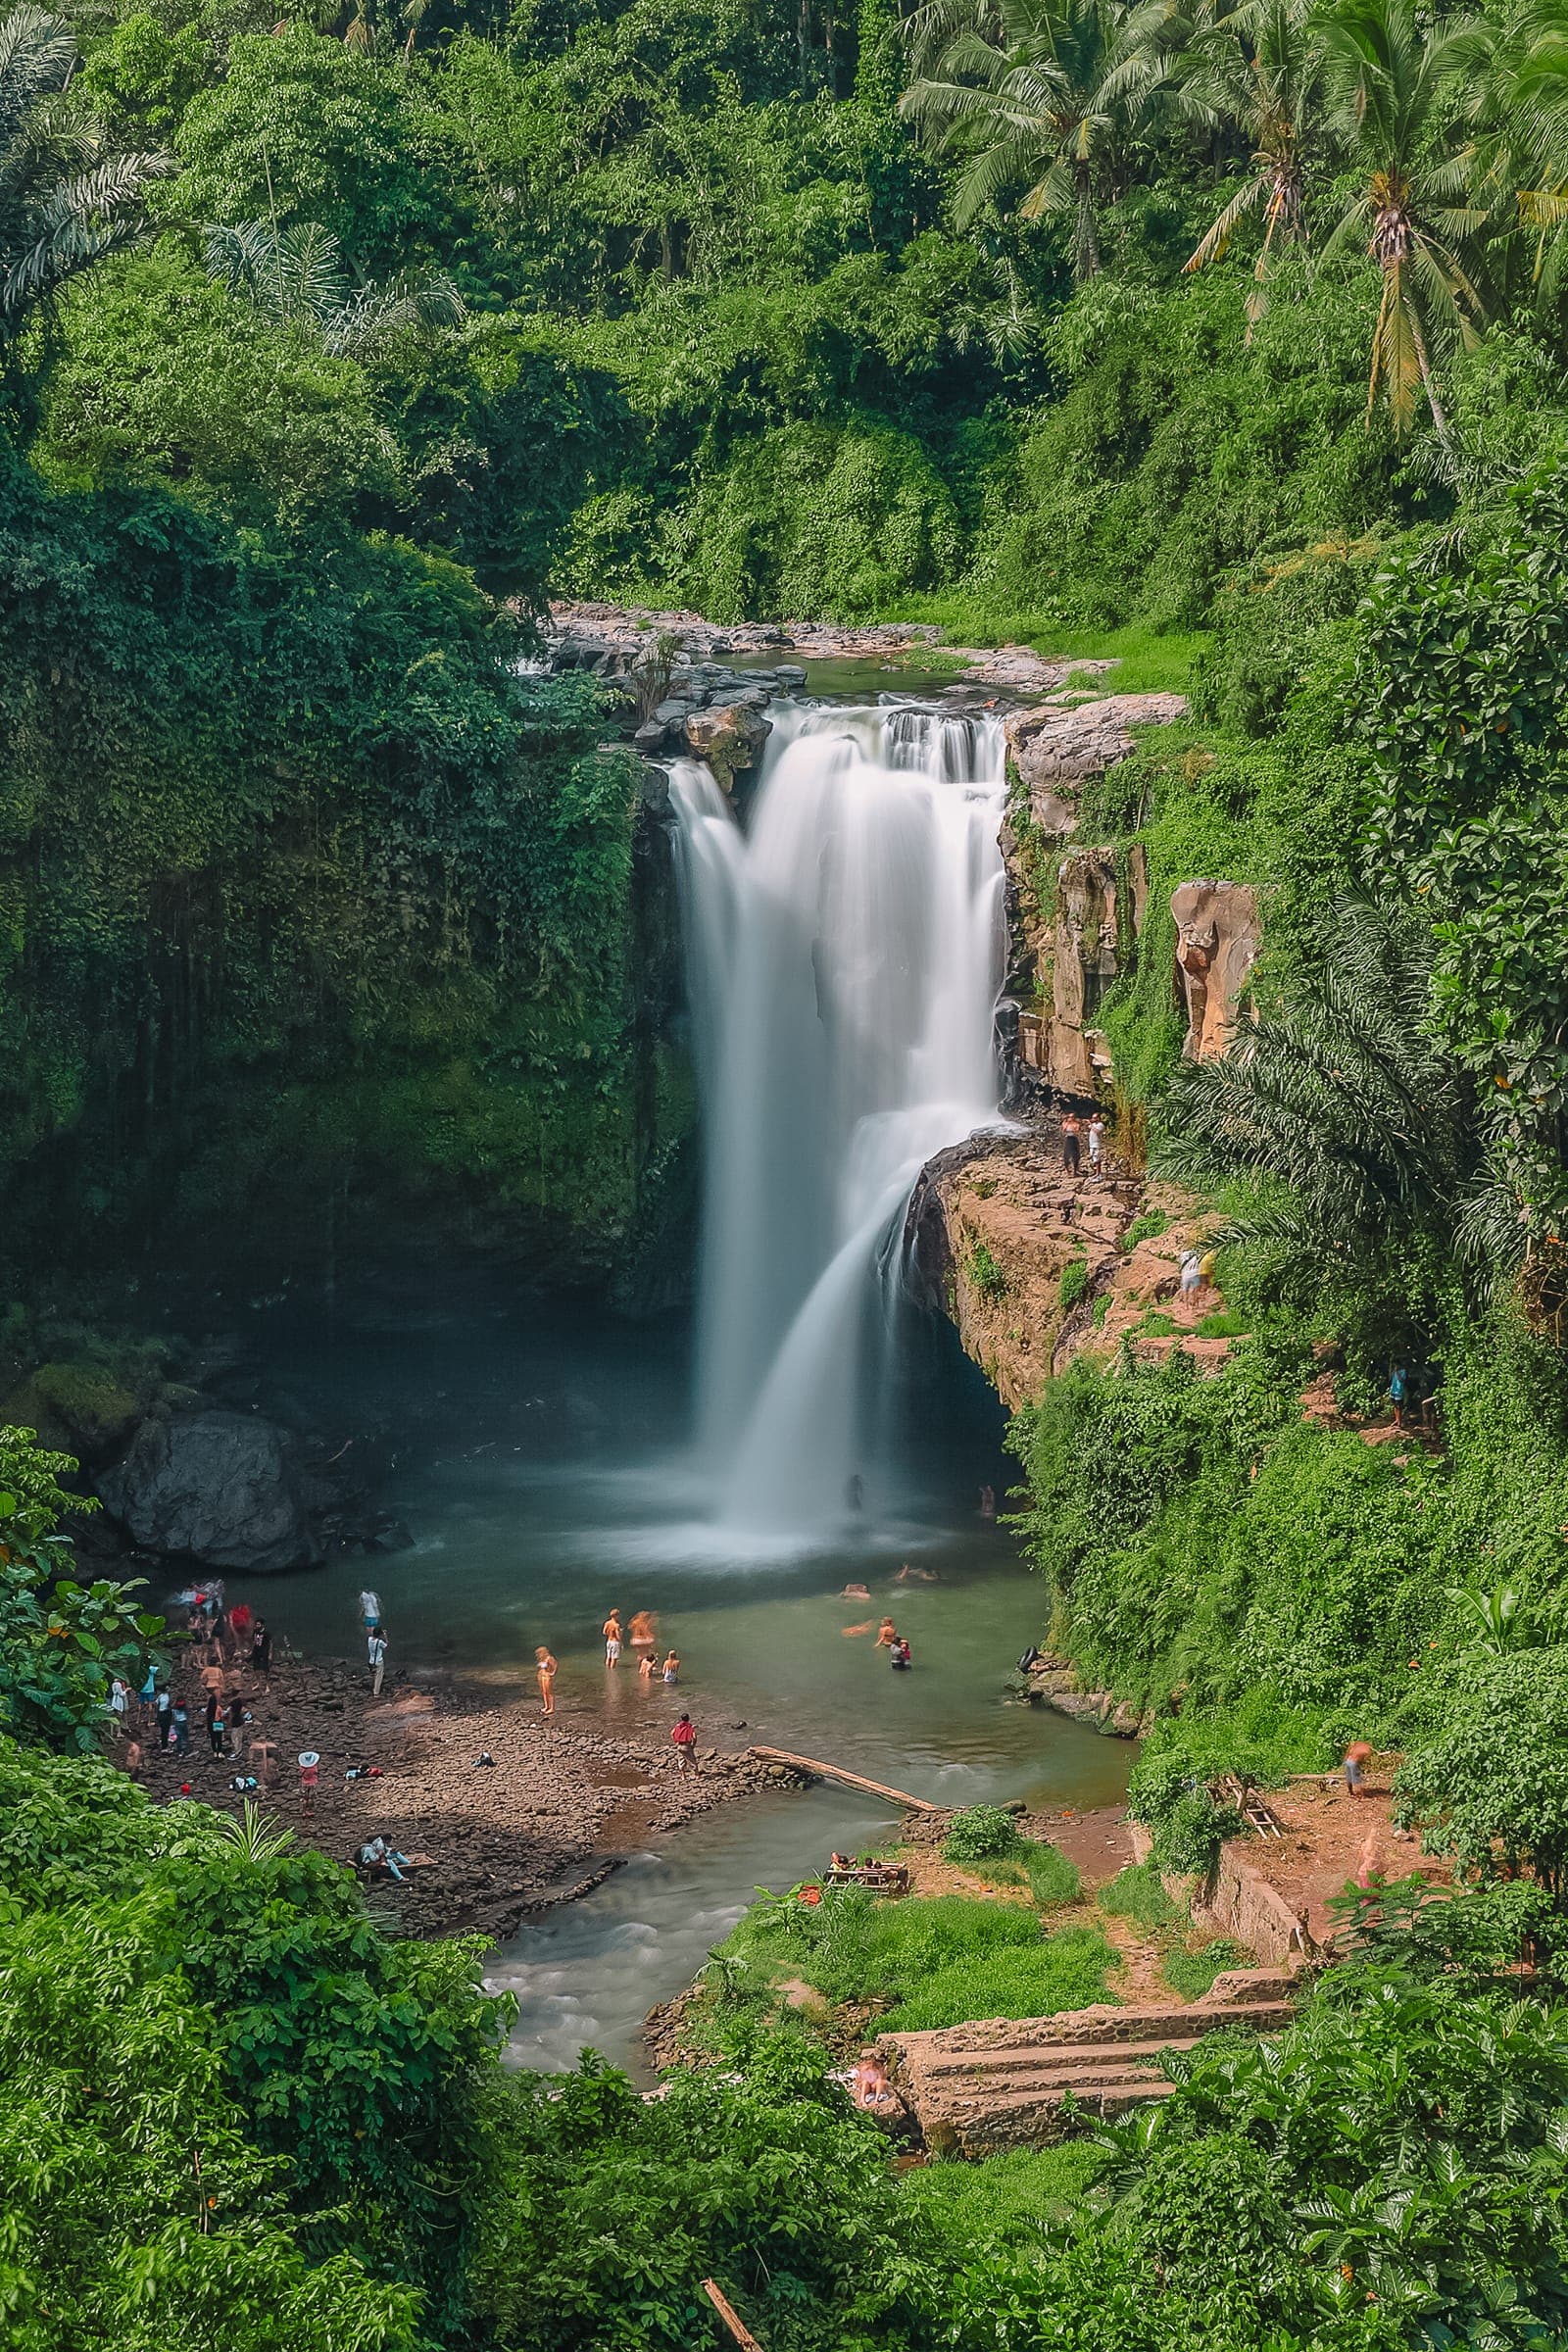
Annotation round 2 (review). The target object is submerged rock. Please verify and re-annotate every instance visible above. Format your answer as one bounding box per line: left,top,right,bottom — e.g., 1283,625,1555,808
100,1408,325,1574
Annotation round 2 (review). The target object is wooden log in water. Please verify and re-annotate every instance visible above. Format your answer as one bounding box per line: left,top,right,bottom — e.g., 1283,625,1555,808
703,2278,765,2350
748,1745,942,1813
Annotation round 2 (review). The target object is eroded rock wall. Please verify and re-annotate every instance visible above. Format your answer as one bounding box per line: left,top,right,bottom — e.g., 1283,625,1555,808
1002,692,1185,1104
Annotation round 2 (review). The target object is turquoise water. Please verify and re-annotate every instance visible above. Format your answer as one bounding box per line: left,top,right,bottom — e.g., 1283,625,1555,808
222,1273,1130,2070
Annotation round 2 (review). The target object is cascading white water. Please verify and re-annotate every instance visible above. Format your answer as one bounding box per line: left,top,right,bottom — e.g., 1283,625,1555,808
670,703,1007,1537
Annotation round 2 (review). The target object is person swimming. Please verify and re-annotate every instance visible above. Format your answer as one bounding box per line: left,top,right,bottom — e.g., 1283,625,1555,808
629,1608,657,1652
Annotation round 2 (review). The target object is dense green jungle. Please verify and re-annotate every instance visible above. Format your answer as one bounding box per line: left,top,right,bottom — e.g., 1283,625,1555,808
14,0,1568,2338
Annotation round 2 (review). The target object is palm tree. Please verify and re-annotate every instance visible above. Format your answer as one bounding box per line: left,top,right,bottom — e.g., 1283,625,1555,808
900,0,1176,281
204,220,464,359
0,6,170,330
1160,897,1495,1291
1460,0,1568,305
1312,0,1491,445
1180,0,1322,334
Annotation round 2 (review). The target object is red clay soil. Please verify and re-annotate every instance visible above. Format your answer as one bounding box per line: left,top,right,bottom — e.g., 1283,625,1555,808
1024,1803,1140,1886
1236,1769,1450,1950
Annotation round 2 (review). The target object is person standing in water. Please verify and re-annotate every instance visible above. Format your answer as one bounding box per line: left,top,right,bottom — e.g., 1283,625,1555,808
638,1650,657,1686
535,1645,557,1716
875,1617,897,1649
360,1589,382,1636
603,1610,623,1667
662,1648,680,1685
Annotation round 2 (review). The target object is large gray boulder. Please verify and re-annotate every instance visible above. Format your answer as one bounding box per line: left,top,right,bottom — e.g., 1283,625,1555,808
100,1409,324,1574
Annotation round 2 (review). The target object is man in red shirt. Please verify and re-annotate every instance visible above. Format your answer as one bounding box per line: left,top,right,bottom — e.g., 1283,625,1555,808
671,1713,698,1774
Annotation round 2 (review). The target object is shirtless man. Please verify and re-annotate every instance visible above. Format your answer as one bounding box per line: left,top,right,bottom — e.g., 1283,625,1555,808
535,1645,558,1716
851,2052,898,2112
603,1611,623,1668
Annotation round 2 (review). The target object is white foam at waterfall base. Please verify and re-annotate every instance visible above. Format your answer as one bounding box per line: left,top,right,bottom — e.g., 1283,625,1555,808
669,703,1010,1542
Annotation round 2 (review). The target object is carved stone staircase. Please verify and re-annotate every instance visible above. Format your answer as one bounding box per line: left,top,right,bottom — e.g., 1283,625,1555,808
876,1969,1298,2154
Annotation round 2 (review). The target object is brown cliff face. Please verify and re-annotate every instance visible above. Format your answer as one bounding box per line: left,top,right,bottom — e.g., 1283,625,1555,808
1002,693,1186,1104
906,1135,1229,1410
1171,880,1262,1059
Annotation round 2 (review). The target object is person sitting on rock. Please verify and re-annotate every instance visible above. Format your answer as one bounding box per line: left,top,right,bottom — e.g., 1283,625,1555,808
851,2052,898,2112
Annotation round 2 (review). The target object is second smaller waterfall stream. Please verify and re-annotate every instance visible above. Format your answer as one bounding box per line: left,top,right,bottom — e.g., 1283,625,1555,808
671,701,1008,1540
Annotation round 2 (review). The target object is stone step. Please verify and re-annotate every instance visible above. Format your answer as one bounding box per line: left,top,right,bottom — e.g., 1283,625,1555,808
889,1997,1295,2069
932,2051,1186,2102
907,2031,1214,2085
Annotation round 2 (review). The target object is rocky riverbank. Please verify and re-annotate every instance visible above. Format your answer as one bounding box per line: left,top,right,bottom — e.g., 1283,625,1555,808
130,1652,806,1942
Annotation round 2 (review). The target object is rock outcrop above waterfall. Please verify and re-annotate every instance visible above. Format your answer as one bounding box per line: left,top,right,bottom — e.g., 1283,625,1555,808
906,1135,1229,1410
1172,879,1262,1059
1005,693,1190,839
545,599,1116,704
681,701,771,791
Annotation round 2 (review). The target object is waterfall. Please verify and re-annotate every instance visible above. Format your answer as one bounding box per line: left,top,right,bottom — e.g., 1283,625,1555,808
670,704,1007,1538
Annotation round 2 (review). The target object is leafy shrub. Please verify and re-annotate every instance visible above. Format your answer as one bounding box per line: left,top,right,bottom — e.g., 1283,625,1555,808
1019,1841,1082,1908
1099,1862,1182,1932
1119,1209,1170,1251
1058,1257,1091,1310
966,1240,1008,1301
943,1805,1022,1863
1127,1752,1243,1877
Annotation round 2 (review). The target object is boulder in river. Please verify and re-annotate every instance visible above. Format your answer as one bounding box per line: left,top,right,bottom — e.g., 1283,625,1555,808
99,1408,325,1574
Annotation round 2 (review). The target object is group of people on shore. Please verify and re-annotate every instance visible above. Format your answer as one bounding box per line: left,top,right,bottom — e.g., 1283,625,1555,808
112,1582,275,1780
1059,1110,1107,1180
360,1589,389,1694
